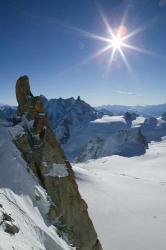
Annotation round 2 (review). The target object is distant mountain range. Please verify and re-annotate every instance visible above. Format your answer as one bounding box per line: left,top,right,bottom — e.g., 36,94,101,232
0,105,16,119
96,103,166,117
40,95,100,145
1,98,166,162
1,102,166,120
40,96,161,161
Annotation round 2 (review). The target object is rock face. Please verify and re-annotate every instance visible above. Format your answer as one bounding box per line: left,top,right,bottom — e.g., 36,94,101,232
41,95,100,145
16,76,32,105
14,76,102,250
77,127,148,162
161,112,166,121
140,116,166,142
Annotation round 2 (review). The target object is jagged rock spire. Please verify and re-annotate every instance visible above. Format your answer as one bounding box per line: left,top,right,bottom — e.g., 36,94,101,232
14,76,103,250
16,75,33,105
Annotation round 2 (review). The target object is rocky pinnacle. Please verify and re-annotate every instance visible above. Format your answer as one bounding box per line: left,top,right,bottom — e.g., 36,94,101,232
14,76,103,250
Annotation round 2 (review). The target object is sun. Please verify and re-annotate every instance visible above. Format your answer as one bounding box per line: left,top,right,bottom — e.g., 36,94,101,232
110,36,123,50
66,8,153,73
82,16,151,73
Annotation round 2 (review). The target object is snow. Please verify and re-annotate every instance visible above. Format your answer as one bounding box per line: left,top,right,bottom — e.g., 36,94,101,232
9,125,25,139
91,115,126,124
157,117,166,126
73,138,166,250
77,125,147,162
132,116,146,127
66,113,166,162
41,96,153,161
45,164,68,177
0,120,73,250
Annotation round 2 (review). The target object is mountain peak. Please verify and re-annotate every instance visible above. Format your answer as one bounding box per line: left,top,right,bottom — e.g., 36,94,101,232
16,75,33,105
41,95,100,144
12,76,103,250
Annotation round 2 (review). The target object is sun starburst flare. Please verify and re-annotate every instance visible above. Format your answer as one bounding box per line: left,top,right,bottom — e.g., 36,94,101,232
82,20,151,72
64,10,157,74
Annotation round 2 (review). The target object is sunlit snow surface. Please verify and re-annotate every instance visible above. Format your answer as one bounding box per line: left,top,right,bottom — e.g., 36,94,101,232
91,115,126,124
73,138,166,250
0,120,73,250
132,116,146,127
1,118,166,250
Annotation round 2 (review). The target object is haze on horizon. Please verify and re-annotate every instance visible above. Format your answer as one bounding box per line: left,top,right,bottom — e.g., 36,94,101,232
0,0,166,106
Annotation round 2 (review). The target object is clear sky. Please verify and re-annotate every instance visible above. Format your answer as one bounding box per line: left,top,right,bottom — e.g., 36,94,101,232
0,0,166,106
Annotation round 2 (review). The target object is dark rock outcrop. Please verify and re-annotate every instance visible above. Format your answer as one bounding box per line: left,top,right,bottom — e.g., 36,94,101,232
4,221,20,235
16,75,32,105
124,112,138,122
14,76,102,250
0,206,19,235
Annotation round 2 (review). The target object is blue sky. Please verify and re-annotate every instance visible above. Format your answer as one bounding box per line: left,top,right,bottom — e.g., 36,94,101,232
0,0,166,106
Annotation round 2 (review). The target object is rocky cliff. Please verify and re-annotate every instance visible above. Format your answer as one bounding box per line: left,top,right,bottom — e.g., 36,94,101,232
41,95,100,145
13,76,102,250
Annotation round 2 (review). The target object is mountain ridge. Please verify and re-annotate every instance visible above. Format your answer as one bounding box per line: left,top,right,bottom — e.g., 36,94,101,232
96,103,166,117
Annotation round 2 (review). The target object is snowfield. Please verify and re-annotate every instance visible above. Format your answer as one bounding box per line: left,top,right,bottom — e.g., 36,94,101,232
0,115,166,250
73,138,166,250
0,120,73,250
91,115,127,124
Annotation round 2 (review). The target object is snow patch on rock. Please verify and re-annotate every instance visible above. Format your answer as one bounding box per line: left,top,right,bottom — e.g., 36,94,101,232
45,164,68,177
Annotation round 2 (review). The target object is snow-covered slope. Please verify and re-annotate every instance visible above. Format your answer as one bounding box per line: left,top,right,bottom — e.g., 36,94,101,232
73,138,166,250
64,113,166,161
96,103,166,117
0,119,73,250
74,115,147,162
77,128,147,162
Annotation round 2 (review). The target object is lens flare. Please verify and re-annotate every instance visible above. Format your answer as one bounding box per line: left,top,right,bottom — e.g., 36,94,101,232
64,9,156,74
110,36,123,50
